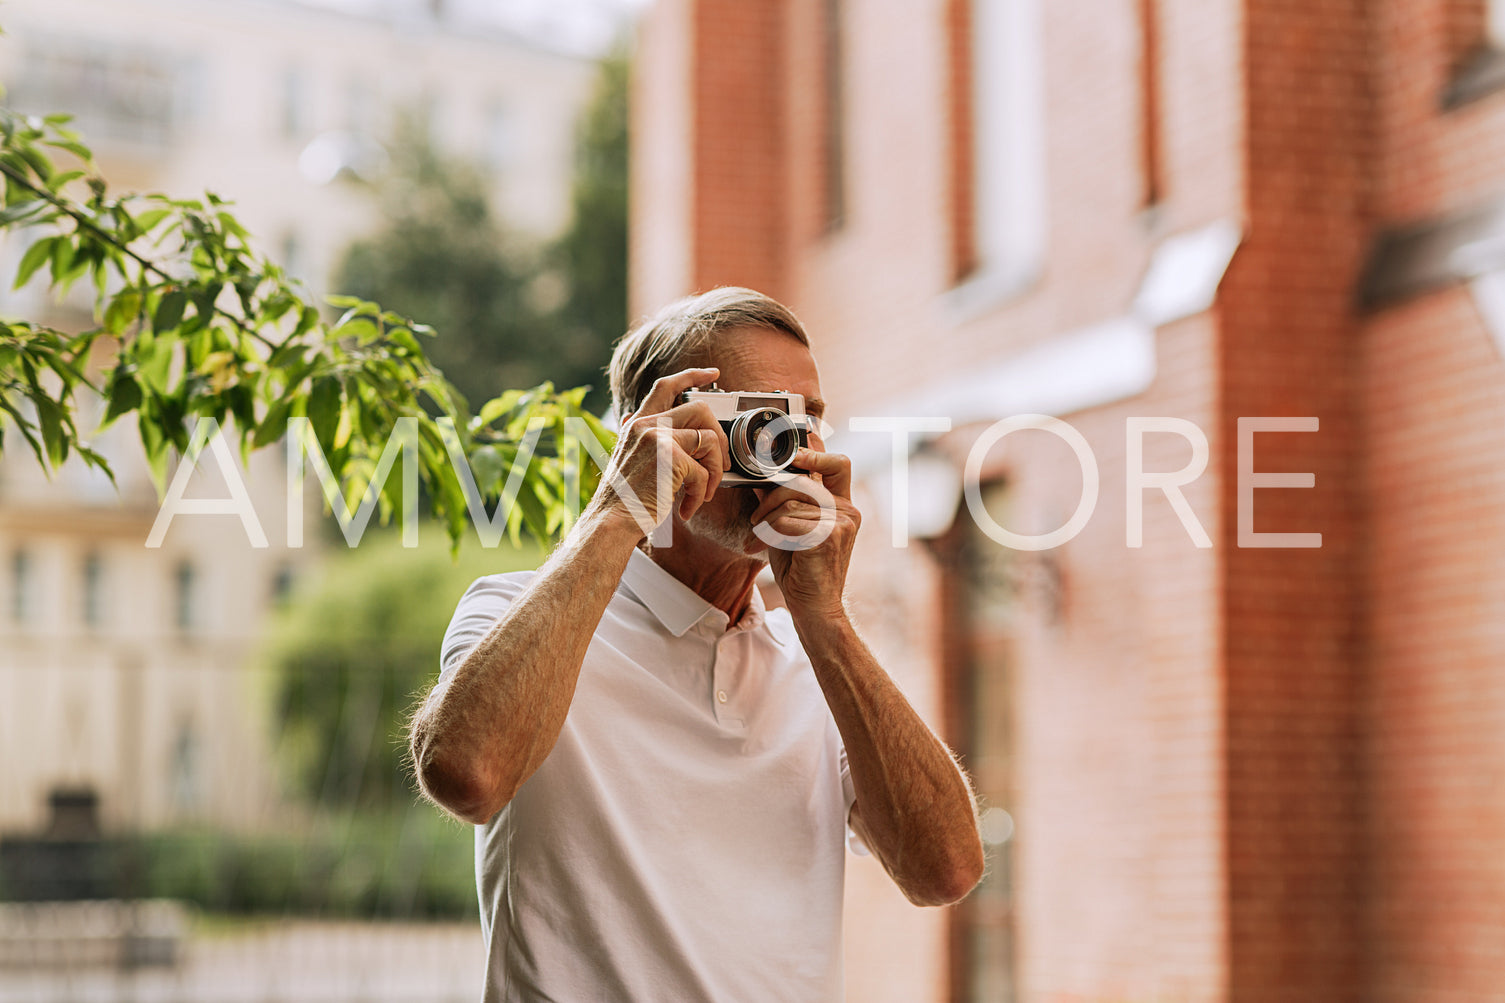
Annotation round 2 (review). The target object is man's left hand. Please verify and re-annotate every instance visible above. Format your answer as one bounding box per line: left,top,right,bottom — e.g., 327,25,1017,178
749,439,861,622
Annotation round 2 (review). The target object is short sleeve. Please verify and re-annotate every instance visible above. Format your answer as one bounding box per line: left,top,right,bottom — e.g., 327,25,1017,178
838,744,870,857
439,572,535,681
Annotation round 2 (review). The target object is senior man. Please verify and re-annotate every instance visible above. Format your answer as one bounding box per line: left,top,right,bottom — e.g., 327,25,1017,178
409,287,983,1001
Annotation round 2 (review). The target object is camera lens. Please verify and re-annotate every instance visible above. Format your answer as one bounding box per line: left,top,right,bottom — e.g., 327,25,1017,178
730,408,800,477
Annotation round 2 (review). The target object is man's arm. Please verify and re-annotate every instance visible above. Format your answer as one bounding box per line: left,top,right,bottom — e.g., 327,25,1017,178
409,368,730,824
409,514,638,824
751,446,985,906
800,617,984,907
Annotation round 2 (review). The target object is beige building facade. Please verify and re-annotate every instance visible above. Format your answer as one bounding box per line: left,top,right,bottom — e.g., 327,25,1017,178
0,0,601,835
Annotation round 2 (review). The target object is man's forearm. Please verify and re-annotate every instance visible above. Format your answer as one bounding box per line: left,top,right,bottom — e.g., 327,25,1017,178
794,615,984,906
410,507,639,823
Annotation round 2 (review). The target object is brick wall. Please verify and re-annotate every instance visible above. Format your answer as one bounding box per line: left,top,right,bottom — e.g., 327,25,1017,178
629,0,1505,999
1373,0,1505,221
1361,285,1505,1003
633,0,1237,999
774,0,1239,994
1365,1,1505,999
1217,0,1371,997
688,0,787,300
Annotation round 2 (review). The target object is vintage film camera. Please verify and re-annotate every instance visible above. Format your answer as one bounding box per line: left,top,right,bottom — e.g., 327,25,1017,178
679,385,814,487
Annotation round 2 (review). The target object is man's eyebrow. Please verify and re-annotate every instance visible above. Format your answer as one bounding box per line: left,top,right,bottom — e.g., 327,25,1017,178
806,397,827,416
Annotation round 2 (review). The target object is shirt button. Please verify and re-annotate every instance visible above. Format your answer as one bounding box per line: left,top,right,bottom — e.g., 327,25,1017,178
716,690,728,704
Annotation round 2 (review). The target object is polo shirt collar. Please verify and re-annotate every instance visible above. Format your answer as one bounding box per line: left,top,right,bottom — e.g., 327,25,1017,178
621,548,782,643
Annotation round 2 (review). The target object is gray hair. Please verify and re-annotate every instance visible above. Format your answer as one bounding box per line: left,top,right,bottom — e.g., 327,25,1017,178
608,287,810,419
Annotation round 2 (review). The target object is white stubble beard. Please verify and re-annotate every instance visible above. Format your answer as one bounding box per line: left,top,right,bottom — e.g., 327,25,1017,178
684,488,770,563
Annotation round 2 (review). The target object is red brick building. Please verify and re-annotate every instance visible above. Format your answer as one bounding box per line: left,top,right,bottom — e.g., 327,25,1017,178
629,1,1505,1000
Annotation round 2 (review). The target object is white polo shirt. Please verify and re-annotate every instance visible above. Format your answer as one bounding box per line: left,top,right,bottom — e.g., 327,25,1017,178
439,549,863,1003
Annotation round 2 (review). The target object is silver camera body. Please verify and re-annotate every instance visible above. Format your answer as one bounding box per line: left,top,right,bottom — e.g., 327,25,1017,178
680,386,814,487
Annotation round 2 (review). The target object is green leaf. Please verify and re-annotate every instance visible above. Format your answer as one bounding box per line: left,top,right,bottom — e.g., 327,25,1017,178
338,318,380,344
234,276,259,313
138,410,169,494
0,396,46,469
294,305,320,338
333,395,354,449
515,480,553,544
307,376,341,446
46,169,85,193
104,288,143,334
576,410,616,449
261,291,295,324
154,392,188,453
468,445,505,495
48,236,74,284
136,335,174,394
561,385,589,410
388,327,421,355
133,207,172,234
41,138,90,162
34,395,67,467
18,143,53,181
74,444,116,486
103,371,143,426
227,383,256,436
266,343,307,375
154,289,187,332
14,237,54,288
0,201,47,226
192,284,222,324
216,211,249,239
255,396,293,448
476,390,524,429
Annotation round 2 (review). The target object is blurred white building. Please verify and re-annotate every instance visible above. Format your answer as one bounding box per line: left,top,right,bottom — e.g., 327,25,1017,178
0,0,606,834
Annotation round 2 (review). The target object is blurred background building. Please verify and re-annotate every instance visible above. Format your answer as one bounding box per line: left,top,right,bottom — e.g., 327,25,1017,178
633,0,1505,1001
0,0,601,836
0,1,622,997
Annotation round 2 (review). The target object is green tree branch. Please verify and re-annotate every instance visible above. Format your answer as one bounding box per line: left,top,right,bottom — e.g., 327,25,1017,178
0,109,613,551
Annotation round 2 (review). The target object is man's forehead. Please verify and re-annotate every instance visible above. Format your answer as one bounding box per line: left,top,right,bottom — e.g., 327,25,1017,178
708,326,823,406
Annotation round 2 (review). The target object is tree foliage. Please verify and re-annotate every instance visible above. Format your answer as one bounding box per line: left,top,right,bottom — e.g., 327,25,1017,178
0,108,613,550
333,116,572,411
334,53,629,414
263,534,539,810
551,51,630,397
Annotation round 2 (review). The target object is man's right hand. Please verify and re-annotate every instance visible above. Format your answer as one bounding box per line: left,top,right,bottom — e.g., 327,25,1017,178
594,367,731,539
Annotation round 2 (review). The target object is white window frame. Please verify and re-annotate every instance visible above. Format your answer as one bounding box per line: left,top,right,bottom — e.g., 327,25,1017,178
1491,0,1505,49
954,0,1049,316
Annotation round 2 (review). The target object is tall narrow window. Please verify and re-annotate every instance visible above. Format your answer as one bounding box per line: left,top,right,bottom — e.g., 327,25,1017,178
170,716,202,815
279,65,307,141
1138,0,1164,207
822,0,847,230
345,78,376,139
174,560,197,633
280,230,304,283
82,552,105,629
962,0,1048,289
950,0,977,278
10,549,32,624
271,565,295,606
484,101,515,174
940,480,1019,1003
